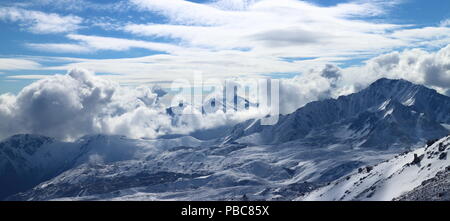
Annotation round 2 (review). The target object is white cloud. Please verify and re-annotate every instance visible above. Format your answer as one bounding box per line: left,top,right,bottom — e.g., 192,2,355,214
26,43,92,53
390,27,450,47
341,44,450,94
0,7,82,34
103,0,409,82
25,0,133,13
66,34,183,53
6,75,49,80
0,68,164,140
131,0,236,25
0,58,41,70
24,34,187,54
440,19,450,27
11,0,447,85
0,68,276,140
126,0,403,54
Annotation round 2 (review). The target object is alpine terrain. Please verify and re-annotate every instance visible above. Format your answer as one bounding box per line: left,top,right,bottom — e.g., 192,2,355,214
1,78,449,201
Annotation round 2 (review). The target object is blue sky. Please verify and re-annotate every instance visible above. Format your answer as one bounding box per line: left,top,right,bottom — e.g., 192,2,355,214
0,0,450,94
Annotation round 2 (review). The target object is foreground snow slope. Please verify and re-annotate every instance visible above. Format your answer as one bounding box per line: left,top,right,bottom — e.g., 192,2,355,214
300,135,450,201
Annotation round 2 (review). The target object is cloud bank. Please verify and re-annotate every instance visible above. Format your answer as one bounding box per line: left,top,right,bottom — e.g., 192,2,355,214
0,69,281,140
1,42,449,141
341,44,450,94
0,69,165,140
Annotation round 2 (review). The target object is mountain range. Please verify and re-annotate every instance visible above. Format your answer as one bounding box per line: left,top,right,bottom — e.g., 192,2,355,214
1,78,449,201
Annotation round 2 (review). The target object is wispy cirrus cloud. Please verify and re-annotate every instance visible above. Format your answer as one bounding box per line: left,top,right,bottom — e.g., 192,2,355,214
8,0,134,13
26,34,186,54
6,75,49,80
0,58,41,70
66,34,184,53
26,43,92,53
0,7,82,34
124,0,407,60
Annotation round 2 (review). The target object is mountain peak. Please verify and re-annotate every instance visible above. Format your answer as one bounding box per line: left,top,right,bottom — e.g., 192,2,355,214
225,78,450,147
365,78,442,101
367,78,421,94
370,77,410,85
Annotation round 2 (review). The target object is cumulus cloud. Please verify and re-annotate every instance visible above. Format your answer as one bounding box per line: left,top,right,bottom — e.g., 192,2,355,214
0,68,292,140
277,74,332,114
341,44,450,94
0,7,82,34
0,68,162,140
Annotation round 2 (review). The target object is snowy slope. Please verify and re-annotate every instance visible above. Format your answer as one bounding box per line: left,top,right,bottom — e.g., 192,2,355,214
300,135,450,201
5,134,400,201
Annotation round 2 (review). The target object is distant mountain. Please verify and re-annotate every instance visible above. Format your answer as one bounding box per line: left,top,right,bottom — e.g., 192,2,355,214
225,78,450,149
300,135,450,201
166,94,257,117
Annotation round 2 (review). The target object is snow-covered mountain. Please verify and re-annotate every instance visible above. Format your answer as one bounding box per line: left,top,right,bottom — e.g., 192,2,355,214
225,78,450,149
1,78,449,201
166,94,257,117
299,135,450,201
